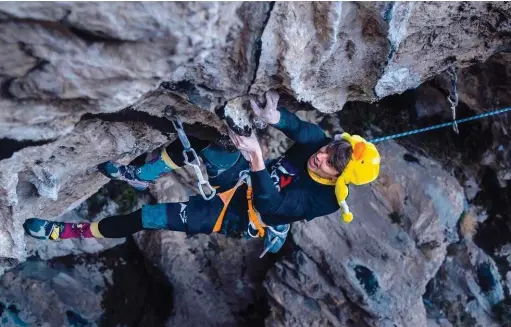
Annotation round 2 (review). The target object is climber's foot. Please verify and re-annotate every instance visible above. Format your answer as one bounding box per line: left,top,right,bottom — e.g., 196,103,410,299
97,161,150,191
23,218,65,241
24,219,96,240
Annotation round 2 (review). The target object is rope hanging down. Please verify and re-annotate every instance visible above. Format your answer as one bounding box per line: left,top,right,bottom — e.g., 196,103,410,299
368,106,511,144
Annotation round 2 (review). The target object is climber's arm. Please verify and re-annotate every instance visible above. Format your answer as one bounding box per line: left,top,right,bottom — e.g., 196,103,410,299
272,107,327,145
228,130,337,224
250,91,327,145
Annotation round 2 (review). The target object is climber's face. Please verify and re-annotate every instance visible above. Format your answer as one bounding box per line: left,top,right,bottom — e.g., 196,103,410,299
307,146,341,180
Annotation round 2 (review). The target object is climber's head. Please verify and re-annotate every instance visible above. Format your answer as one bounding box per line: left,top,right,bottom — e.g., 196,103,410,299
336,133,381,186
307,140,353,181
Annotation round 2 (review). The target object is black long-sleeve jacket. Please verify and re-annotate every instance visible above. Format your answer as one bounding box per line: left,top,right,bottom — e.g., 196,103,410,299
250,107,340,225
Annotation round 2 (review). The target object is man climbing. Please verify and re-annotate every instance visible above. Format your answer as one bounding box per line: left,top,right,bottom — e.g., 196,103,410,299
24,91,380,253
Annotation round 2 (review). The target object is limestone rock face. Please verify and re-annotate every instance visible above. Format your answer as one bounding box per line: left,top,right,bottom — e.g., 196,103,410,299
410,51,511,187
253,1,511,113
1,1,510,140
0,260,107,327
375,2,511,99
455,52,511,186
0,119,166,261
264,141,464,327
135,231,268,327
251,1,390,113
0,2,269,140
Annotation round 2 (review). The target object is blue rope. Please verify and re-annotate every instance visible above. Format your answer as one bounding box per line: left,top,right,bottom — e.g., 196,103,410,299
368,106,511,144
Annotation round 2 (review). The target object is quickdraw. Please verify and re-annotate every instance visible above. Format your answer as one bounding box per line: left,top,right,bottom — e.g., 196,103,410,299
164,107,216,201
446,66,459,134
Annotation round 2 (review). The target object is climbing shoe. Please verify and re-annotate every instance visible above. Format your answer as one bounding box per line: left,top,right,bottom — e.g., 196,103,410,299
24,218,100,240
24,218,66,240
97,161,151,191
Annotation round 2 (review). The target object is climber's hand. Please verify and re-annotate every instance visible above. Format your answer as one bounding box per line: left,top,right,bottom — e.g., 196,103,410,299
228,129,262,157
228,129,265,171
250,91,281,125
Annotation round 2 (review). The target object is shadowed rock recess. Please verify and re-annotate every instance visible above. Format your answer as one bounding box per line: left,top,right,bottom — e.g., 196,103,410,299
1,2,511,327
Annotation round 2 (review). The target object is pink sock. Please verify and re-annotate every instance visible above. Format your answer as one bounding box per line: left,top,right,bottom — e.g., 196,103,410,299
60,223,94,239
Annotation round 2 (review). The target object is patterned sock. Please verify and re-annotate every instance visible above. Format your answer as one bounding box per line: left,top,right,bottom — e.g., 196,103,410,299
60,222,103,239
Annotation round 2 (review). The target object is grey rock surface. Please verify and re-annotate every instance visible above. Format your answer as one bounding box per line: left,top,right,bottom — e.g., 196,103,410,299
457,52,511,186
251,1,390,113
0,260,106,327
136,230,268,327
0,1,268,141
375,2,511,98
424,240,504,327
0,241,174,327
0,119,167,262
253,2,511,112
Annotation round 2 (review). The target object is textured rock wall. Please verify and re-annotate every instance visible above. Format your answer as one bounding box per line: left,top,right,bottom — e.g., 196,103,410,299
2,2,510,262
0,240,174,327
0,119,167,261
252,2,511,112
264,141,465,327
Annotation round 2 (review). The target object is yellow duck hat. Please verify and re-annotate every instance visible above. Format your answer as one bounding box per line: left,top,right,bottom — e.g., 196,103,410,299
334,133,380,223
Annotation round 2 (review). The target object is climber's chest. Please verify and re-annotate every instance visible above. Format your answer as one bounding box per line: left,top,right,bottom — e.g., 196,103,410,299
268,158,303,192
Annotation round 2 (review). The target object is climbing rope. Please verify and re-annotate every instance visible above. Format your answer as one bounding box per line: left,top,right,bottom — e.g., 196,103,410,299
368,106,511,144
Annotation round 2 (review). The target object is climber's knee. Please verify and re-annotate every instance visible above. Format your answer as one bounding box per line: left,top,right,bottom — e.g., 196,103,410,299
200,143,241,177
164,136,210,167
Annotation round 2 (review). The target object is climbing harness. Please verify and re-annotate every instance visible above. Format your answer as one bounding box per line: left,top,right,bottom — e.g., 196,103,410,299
446,66,460,134
368,106,511,144
165,111,216,201
212,170,266,236
212,170,290,257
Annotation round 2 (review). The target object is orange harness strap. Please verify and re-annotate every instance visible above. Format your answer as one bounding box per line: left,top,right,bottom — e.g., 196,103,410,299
212,180,266,237
212,184,240,232
246,185,266,237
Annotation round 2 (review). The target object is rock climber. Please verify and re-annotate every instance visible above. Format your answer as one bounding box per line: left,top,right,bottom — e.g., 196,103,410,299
24,91,380,253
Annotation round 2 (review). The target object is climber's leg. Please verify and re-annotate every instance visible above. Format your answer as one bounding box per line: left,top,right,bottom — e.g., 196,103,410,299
23,210,143,241
97,137,210,190
23,195,229,240
98,134,244,191
165,137,242,180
